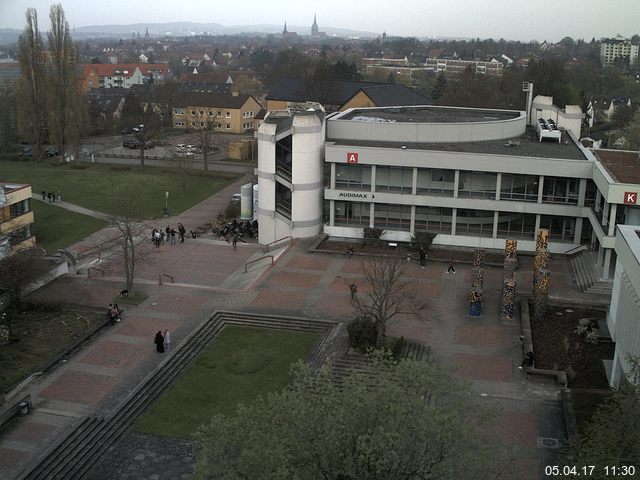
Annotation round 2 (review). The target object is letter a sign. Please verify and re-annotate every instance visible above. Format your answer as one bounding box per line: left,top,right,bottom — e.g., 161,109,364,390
346,152,359,164
624,192,637,205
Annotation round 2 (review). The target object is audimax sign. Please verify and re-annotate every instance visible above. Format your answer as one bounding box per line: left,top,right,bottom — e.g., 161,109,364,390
338,192,372,199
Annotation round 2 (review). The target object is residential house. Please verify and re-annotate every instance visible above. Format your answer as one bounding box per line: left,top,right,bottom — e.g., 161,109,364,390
589,97,632,125
600,35,639,67
172,91,261,133
0,183,35,259
81,63,170,92
423,57,503,77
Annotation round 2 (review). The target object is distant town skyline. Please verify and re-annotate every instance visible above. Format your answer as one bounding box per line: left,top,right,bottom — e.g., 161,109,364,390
1,0,639,42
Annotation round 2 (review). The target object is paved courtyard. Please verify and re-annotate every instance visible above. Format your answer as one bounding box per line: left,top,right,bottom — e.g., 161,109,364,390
0,178,589,479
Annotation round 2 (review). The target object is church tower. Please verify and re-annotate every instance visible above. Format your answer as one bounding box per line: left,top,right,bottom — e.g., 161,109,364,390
311,14,319,36
283,22,288,35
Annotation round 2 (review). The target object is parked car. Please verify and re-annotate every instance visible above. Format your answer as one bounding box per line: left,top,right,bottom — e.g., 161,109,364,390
46,146,59,157
18,145,33,157
123,139,139,149
231,193,242,202
176,144,187,152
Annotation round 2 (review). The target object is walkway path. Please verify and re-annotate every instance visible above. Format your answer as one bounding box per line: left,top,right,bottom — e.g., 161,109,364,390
1,186,587,480
31,195,111,221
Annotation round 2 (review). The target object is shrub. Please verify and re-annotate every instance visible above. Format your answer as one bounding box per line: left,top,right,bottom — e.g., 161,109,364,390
379,335,406,359
363,227,384,247
224,201,241,220
411,232,436,251
347,316,377,352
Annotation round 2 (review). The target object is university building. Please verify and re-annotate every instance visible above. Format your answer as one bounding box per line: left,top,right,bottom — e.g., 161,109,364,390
0,183,35,259
257,102,640,282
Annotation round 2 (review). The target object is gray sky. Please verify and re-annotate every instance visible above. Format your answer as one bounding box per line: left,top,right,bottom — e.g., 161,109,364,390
1,0,639,42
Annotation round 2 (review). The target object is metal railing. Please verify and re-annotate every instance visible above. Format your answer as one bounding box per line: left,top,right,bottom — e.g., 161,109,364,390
263,236,293,252
244,255,274,273
564,244,587,256
76,236,120,260
159,273,174,285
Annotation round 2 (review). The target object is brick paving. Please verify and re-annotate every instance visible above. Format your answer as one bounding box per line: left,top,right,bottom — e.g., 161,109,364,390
452,353,514,382
38,370,122,405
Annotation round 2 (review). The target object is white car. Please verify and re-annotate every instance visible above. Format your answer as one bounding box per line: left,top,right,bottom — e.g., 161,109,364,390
176,144,187,152
231,193,241,202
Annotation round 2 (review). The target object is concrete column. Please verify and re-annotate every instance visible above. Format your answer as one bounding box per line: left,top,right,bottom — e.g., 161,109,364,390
495,173,502,200
329,200,335,226
597,244,604,266
369,202,375,228
492,211,499,238
410,205,416,234
453,170,460,199
412,167,417,195
451,208,457,235
330,163,336,189
609,351,622,389
578,179,586,207
595,190,602,212
603,248,612,280
603,200,609,227
537,175,544,204
574,218,583,244
370,165,376,193
534,214,541,236
608,203,618,236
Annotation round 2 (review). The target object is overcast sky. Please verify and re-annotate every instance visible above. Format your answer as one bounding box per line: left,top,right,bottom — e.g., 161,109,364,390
1,0,639,42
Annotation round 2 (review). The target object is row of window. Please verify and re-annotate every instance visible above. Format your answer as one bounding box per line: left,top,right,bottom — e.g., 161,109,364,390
0,199,31,223
174,110,256,118
334,164,583,205
334,201,576,241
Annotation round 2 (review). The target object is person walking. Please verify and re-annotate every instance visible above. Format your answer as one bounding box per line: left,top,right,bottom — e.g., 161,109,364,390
447,256,456,274
170,228,177,245
154,331,165,353
349,283,358,300
232,234,238,251
164,329,171,351
107,303,116,326
41,190,46,201
47,191,52,204
419,247,427,268
178,223,186,243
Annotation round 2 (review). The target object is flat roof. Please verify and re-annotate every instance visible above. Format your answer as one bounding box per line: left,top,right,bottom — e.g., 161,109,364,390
593,149,640,184
340,106,521,124
330,127,586,160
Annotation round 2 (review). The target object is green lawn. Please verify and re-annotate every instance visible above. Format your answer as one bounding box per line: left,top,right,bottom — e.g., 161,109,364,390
31,201,108,254
0,304,103,391
134,325,320,439
0,156,241,219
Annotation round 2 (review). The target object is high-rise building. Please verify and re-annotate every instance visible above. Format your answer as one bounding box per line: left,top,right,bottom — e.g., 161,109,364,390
600,35,639,67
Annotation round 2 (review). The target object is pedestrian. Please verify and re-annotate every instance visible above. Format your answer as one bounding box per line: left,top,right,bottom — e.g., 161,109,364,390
165,226,171,242
232,234,238,251
164,329,171,351
419,247,427,268
41,190,46,201
178,223,186,243
47,191,52,204
170,228,177,245
160,230,165,245
113,304,122,322
154,331,165,353
349,283,358,300
345,245,354,257
519,351,535,369
447,256,456,274
107,303,116,326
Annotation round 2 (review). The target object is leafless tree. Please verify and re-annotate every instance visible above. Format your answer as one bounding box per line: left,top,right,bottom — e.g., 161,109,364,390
198,122,214,173
109,214,154,295
48,4,79,161
351,256,422,347
16,8,47,159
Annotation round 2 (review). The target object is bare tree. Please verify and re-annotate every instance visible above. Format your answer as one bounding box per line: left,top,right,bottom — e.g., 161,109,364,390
351,256,421,347
109,214,153,295
16,8,47,159
198,122,214,173
48,3,78,159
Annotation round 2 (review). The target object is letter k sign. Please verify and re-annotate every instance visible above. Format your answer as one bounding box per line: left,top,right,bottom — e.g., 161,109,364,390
624,191,637,205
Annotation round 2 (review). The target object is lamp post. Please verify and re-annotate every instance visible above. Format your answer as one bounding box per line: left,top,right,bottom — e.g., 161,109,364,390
164,191,169,216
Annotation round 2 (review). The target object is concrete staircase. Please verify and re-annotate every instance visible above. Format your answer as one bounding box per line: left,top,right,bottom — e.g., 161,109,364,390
17,311,336,480
567,250,613,296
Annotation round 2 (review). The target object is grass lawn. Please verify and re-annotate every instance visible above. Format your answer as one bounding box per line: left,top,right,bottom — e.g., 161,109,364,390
0,155,241,219
134,325,320,439
31,201,108,254
0,304,103,391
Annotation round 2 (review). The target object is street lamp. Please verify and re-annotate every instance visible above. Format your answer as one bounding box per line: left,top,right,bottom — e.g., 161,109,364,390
164,191,169,216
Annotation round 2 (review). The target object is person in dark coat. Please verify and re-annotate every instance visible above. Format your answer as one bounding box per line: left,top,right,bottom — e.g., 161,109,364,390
419,247,427,268
154,331,165,353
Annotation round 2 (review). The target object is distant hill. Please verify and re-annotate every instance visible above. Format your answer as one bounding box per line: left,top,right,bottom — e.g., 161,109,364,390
0,29,20,45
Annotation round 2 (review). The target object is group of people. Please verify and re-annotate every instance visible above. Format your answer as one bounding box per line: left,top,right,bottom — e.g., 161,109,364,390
154,329,171,353
107,303,122,325
41,190,60,203
151,224,186,248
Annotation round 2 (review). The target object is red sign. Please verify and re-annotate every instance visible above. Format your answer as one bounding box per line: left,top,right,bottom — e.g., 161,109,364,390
346,152,359,164
624,192,638,205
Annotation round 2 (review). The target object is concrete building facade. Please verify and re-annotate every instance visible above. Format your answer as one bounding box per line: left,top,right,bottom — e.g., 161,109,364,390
0,183,35,259
600,35,639,67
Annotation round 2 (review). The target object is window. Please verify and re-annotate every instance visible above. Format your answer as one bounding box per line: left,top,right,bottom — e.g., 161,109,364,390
496,212,536,239
191,121,196,127
455,209,494,237
200,110,204,116
226,111,231,118
226,124,231,129
9,199,30,218
334,201,370,226
335,164,372,190
200,121,205,127
416,168,454,196
500,174,538,202
458,171,497,199
216,123,222,129
209,111,213,116
373,203,411,231
191,110,196,116
414,207,452,233
540,215,575,241
542,176,579,204
375,166,412,193
217,111,222,117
